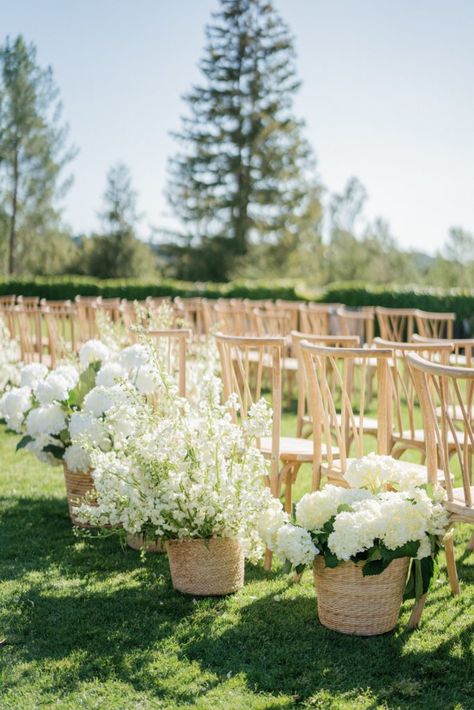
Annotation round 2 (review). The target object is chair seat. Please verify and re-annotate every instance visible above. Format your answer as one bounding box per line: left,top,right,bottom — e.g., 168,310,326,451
445,488,474,520
321,458,446,486
259,436,336,463
282,356,298,371
394,428,470,446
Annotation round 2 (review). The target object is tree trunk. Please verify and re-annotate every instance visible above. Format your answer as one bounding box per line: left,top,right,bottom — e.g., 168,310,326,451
8,145,19,275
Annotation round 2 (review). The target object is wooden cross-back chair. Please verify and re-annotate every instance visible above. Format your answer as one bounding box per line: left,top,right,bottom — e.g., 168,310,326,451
0,295,16,308
337,306,375,345
375,306,417,341
274,300,304,332
201,299,220,334
407,352,474,626
299,303,341,335
412,334,474,368
215,333,319,529
300,343,394,491
374,338,455,464
13,306,45,364
415,309,455,340
253,308,292,337
214,303,256,336
16,296,40,310
174,298,206,336
75,296,100,342
291,332,360,438
146,328,191,397
42,305,77,367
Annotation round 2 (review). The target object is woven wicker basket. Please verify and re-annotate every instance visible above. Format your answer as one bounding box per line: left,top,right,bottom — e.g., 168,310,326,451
313,556,410,636
63,463,96,527
166,538,244,596
127,533,164,553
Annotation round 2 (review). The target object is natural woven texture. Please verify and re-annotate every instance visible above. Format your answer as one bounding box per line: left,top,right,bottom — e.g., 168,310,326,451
313,556,409,635
166,538,244,596
63,463,96,527
127,533,164,553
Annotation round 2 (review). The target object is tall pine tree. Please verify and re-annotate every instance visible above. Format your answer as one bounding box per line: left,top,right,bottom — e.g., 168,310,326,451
165,0,322,281
0,36,76,274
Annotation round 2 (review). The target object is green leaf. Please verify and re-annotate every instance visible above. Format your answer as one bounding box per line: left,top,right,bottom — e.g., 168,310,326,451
362,559,392,576
281,560,292,575
68,364,98,408
43,444,65,460
404,560,416,600
16,435,34,451
336,503,354,514
295,563,306,575
381,540,420,561
324,552,340,568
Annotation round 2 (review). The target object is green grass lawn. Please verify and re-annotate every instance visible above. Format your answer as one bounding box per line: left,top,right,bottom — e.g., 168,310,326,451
1,422,473,710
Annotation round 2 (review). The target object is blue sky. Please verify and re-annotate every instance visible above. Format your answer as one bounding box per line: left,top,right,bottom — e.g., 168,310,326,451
2,0,474,253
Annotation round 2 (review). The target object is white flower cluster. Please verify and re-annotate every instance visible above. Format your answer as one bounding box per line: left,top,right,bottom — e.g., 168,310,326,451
74,388,275,562
0,316,21,395
259,454,449,570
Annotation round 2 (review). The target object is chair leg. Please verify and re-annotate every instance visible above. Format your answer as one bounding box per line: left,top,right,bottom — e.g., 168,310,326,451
284,465,293,515
445,535,460,596
407,593,427,629
467,532,474,551
264,549,273,571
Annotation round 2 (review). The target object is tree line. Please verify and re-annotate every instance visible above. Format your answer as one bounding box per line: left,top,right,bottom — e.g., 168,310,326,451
0,1,473,287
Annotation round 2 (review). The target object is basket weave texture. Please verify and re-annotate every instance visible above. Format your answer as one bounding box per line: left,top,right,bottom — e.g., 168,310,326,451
63,463,96,527
127,533,164,553
166,538,244,596
313,556,409,635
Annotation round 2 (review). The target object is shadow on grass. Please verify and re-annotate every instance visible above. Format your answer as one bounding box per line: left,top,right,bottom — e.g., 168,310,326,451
1,495,473,708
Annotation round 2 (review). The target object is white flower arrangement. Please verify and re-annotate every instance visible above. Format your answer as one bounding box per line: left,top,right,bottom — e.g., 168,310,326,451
0,316,21,395
259,454,449,600
74,377,277,563
0,338,171,469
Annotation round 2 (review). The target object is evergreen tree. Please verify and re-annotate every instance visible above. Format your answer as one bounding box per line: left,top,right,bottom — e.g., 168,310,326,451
0,36,76,274
166,0,321,281
84,163,155,278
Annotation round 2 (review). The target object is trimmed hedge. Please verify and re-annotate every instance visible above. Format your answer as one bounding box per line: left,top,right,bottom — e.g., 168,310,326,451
320,283,474,336
1,277,473,334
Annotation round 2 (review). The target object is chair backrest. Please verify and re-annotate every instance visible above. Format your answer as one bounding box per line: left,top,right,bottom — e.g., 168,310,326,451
215,332,284,496
214,303,256,336
0,295,16,307
415,309,455,339
274,300,303,332
407,352,474,508
299,303,339,335
374,337,454,444
253,308,292,337
13,307,43,363
42,305,76,367
174,298,206,336
412,334,473,367
147,328,191,397
291,332,360,437
376,306,417,341
337,306,375,344
300,342,393,487
74,296,100,342
16,296,40,310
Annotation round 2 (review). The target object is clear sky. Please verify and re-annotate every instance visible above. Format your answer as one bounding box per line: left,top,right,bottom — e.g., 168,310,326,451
2,0,474,253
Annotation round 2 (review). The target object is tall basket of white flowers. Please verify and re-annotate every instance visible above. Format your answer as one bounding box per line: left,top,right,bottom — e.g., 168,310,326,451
75,365,276,596
259,454,449,635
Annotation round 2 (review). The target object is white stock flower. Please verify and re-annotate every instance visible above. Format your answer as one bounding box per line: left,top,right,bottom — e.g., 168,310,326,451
35,373,71,404
96,362,126,387
79,340,110,368
257,497,288,549
64,443,91,472
26,404,66,437
243,398,272,439
134,364,157,395
20,363,48,389
0,386,31,432
274,525,319,567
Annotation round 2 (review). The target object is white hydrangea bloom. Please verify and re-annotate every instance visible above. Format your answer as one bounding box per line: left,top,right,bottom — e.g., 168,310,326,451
344,453,403,492
64,443,91,472
134,364,157,395
295,485,373,531
20,363,48,389
35,373,71,405
83,386,116,417
0,386,32,432
257,497,289,549
275,525,319,567
96,362,126,387
79,339,110,368
119,344,149,371
26,404,66,437
69,412,109,448
54,365,79,389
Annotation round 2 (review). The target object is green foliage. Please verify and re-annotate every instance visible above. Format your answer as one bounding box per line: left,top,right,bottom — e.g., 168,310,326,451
0,35,76,275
